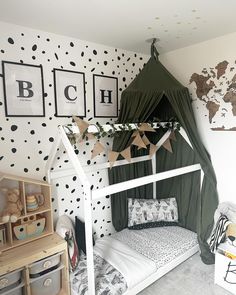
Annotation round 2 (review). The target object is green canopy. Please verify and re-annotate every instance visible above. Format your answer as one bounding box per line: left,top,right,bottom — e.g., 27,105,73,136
109,44,218,264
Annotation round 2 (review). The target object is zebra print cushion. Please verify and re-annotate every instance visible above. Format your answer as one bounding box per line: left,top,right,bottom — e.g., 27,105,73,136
209,214,231,253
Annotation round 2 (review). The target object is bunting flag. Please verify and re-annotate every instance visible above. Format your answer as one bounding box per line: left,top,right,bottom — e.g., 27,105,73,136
108,150,120,169
142,134,151,146
132,133,147,149
149,143,158,158
91,141,105,159
120,146,131,162
73,116,95,142
169,131,177,141
131,130,139,137
138,123,156,132
162,138,173,153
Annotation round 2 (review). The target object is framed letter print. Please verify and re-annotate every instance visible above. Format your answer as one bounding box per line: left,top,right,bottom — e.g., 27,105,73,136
54,69,86,117
2,61,45,117
93,74,118,118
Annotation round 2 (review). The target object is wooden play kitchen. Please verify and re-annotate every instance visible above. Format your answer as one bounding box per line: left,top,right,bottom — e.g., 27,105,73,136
0,172,70,295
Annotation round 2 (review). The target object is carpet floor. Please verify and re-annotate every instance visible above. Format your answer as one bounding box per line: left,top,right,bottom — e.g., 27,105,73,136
139,253,233,295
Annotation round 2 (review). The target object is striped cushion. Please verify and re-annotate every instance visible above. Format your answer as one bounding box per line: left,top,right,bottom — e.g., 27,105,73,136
209,214,231,253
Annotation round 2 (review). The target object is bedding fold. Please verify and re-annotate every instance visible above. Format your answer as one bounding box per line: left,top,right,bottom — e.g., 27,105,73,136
94,236,156,289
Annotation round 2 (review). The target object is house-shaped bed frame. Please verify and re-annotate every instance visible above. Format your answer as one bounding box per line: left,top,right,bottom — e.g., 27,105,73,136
46,122,202,295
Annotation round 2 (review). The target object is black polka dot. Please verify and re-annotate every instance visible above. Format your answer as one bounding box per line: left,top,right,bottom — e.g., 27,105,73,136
93,50,97,55
32,44,37,51
70,61,76,66
11,125,18,131
8,37,14,44
49,137,54,142
24,168,28,173
30,130,35,135
11,148,17,153
70,42,74,47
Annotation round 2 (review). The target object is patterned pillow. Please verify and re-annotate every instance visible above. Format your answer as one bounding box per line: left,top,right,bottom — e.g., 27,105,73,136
128,197,178,230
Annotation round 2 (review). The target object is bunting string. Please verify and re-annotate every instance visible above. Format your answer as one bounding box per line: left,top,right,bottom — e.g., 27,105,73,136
67,117,179,168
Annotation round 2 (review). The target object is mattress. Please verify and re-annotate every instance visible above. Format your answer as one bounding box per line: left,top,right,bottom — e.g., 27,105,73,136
112,226,198,269
70,226,198,295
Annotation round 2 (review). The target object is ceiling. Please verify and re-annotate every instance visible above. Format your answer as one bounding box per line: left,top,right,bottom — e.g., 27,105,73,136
1,0,236,54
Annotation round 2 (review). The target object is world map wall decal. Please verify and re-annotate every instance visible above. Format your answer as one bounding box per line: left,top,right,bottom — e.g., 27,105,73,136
190,60,236,131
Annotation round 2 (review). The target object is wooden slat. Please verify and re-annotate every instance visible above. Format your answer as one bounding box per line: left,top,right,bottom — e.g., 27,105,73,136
92,164,201,200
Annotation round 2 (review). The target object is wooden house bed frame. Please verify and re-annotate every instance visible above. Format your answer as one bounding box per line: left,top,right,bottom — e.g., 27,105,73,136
46,122,202,295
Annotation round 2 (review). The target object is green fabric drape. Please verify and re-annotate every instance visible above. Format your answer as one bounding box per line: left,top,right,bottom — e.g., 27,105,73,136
109,52,218,264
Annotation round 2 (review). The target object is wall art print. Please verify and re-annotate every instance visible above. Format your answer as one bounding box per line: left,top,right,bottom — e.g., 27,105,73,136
54,68,86,117
93,74,118,118
2,61,45,117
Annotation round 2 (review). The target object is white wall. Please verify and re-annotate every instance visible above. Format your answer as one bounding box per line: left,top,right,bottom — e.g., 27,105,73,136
160,32,236,203
0,21,148,238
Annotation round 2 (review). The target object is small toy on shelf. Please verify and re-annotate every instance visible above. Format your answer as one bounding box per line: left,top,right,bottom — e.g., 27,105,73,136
26,193,44,212
13,214,46,240
1,188,23,223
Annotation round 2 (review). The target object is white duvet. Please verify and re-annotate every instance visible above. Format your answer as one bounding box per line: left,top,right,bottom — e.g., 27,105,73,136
94,236,156,289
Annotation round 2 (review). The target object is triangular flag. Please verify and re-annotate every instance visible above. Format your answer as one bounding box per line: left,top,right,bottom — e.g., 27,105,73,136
149,143,158,158
91,141,104,159
162,138,173,153
138,123,156,132
131,130,139,137
73,116,89,134
108,150,120,169
142,134,151,146
132,133,147,149
169,131,177,142
120,146,131,162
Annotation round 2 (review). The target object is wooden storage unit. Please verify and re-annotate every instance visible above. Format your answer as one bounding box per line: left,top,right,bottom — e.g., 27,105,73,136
0,233,70,295
0,172,53,252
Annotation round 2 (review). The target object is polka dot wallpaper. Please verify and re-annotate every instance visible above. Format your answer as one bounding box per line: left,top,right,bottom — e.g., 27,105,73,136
0,21,148,238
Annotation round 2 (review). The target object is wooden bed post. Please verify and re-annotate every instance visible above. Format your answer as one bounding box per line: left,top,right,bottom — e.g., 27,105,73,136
152,154,156,199
58,126,96,295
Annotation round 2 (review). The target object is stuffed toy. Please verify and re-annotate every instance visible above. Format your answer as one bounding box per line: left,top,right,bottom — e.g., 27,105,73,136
226,223,236,247
1,188,23,223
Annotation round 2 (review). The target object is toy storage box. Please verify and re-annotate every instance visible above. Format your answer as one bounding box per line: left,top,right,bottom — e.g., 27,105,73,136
215,243,236,294
0,268,24,295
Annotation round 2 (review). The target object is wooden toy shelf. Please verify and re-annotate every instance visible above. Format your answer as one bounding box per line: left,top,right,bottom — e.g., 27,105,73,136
0,233,70,295
0,172,53,253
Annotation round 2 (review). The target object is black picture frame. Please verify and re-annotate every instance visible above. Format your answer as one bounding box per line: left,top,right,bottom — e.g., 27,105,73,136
2,61,45,117
53,68,86,117
93,74,118,118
